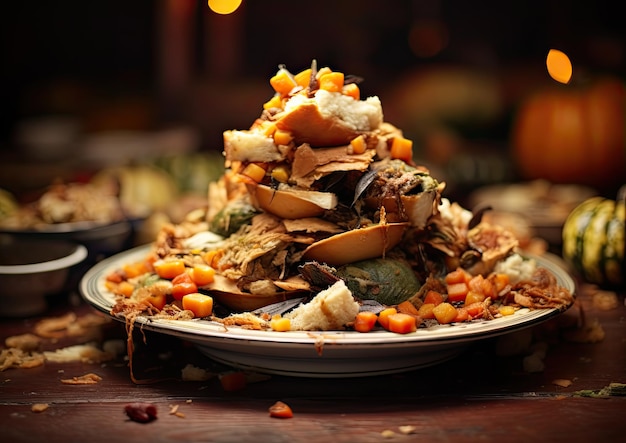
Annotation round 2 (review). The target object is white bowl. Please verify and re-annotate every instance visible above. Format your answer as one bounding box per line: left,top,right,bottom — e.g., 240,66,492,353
0,236,88,317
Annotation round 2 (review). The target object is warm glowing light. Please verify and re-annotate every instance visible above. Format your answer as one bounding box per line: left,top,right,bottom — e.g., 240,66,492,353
208,0,242,15
546,49,573,84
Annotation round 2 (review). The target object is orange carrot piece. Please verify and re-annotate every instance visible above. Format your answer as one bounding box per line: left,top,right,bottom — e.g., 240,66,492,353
386,313,418,334
171,272,198,300
319,72,345,93
377,307,397,329
454,307,470,323
241,163,266,183
294,68,312,88
190,264,215,286
117,281,135,298
397,300,420,316
464,291,486,305
423,290,444,306
182,293,214,317
342,83,360,100
432,302,458,324
418,303,436,319
390,136,413,163
153,259,186,280
465,302,485,318
446,282,469,303
270,69,297,95
349,135,367,155
353,311,378,333
445,268,471,285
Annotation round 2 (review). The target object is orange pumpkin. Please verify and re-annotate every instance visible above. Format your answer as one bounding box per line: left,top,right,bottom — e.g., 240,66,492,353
511,78,625,190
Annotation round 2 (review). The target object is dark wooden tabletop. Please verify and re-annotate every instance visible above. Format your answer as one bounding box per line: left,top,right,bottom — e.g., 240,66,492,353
1,281,624,443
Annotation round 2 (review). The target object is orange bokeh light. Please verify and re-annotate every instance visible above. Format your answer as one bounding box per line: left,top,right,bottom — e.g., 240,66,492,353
208,0,242,15
546,49,573,84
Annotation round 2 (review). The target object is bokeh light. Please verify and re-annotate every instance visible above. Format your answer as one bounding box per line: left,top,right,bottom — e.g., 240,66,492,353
546,49,573,84
208,0,242,15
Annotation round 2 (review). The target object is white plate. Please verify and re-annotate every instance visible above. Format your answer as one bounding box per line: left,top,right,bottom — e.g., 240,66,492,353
80,245,576,378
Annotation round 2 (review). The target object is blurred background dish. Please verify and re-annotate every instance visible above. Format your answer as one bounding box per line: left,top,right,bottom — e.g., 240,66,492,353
468,180,597,246
0,235,88,317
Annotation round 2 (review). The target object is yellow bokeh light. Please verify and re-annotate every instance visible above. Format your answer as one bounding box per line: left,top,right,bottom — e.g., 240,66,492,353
546,49,573,84
208,0,242,15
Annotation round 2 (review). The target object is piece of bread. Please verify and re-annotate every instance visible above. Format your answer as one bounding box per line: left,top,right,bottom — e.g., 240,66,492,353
285,280,359,331
276,90,383,147
223,130,285,163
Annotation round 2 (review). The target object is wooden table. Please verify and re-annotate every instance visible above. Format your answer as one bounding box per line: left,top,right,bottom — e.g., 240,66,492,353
1,283,624,443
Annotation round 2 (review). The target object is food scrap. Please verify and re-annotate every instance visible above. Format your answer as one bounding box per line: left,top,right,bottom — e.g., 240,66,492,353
268,401,293,419
60,372,103,385
31,403,49,413
124,402,158,423
102,61,575,338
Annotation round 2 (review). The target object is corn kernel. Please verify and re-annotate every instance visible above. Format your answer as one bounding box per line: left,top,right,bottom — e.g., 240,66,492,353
241,163,266,183
498,305,517,316
270,315,291,332
270,165,290,183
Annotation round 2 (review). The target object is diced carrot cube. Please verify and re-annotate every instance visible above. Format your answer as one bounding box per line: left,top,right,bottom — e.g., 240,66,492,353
423,290,444,306
432,302,458,324
454,307,470,322
273,129,293,146
191,264,215,286
294,68,312,88
353,311,378,332
377,307,397,329
182,293,214,317
270,69,297,95
319,72,345,93
387,313,418,334
342,83,360,100
390,136,413,163
464,291,486,305
446,282,468,303
153,259,186,280
397,300,420,316
241,163,266,183
445,268,472,285
270,165,290,183
418,303,436,319
117,281,135,298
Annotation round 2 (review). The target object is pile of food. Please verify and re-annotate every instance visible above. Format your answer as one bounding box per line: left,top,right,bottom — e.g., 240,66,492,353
104,61,574,335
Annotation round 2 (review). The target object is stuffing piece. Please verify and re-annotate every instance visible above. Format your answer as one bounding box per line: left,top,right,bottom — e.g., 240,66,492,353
0,348,45,371
31,403,49,413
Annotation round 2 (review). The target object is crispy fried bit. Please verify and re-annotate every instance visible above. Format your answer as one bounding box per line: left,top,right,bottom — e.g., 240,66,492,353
60,372,103,385
5,333,42,352
0,348,45,371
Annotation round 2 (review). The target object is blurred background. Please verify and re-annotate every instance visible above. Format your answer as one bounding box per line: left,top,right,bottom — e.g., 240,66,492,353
0,0,624,216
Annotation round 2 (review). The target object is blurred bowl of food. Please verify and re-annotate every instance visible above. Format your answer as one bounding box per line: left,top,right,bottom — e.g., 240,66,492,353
468,180,597,245
0,182,138,260
0,235,88,317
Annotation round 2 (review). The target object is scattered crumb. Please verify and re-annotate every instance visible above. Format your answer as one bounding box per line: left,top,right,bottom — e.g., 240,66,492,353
552,379,573,388
31,403,49,413
185,399,193,404
5,333,42,352
0,348,45,371
398,425,416,435
44,343,114,364
381,430,396,438
60,372,102,385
